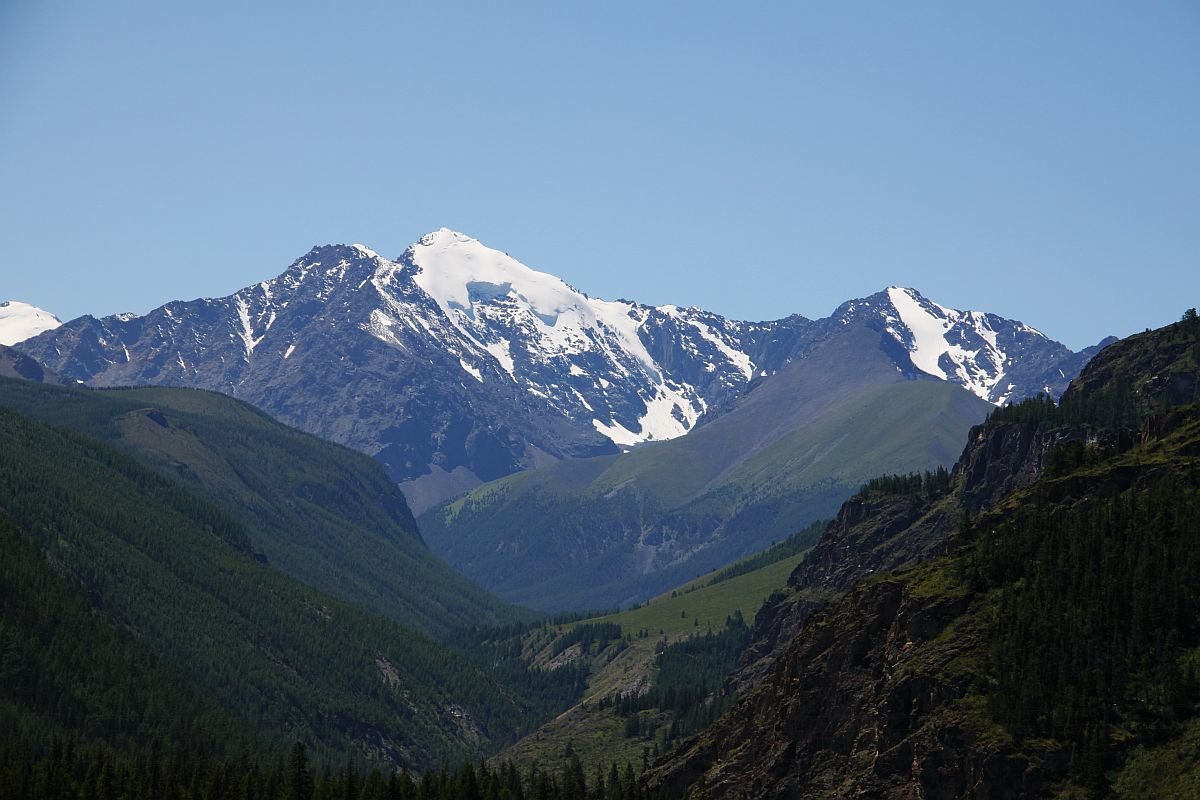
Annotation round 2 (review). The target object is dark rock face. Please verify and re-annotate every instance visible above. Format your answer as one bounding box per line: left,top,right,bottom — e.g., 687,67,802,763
18,232,1099,511
648,578,1047,800
954,420,1066,513
0,344,63,384
731,489,947,692
730,416,1061,692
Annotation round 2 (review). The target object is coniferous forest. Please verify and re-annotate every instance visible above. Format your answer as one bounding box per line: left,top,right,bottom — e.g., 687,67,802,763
0,738,659,800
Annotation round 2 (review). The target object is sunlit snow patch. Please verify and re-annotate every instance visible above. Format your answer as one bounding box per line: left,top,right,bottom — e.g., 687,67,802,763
459,359,484,382
884,287,1022,402
0,300,62,346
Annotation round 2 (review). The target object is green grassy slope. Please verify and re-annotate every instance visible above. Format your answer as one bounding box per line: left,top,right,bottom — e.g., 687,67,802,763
591,554,805,642
496,535,820,774
0,377,529,637
0,403,553,769
422,325,992,611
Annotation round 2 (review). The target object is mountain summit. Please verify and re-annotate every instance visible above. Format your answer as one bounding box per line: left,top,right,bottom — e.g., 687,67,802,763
832,286,1103,404
0,300,61,346
384,228,712,445
18,230,1103,510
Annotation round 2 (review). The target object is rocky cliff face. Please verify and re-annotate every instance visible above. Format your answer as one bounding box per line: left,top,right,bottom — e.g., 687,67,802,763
730,415,1070,692
648,571,1065,800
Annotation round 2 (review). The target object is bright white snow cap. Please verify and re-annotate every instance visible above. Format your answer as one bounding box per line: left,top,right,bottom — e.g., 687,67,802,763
0,300,62,346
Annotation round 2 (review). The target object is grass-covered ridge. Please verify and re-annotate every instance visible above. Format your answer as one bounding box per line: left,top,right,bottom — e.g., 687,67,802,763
494,529,818,773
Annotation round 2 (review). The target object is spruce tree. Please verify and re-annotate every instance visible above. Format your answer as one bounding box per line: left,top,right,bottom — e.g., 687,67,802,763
287,742,314,800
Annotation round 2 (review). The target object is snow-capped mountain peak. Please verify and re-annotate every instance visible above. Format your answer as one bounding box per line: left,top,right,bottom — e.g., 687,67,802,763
885,286,970,380
0,300,62,346
384,228,707,447
864,286,1053,404
408,228,587,331
350,243,382,259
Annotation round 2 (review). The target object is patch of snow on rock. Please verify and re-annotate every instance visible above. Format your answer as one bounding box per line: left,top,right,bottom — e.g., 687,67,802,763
459,359,484,382
887,287,950,379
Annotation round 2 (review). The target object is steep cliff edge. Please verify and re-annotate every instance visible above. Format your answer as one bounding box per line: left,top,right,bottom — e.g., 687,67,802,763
731,415,1073,692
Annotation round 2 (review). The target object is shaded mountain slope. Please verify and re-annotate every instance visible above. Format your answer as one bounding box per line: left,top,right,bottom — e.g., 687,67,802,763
646,314,1200,798
420,323,993,611
0,376,527,637
0,404,548,769
0,512,254,758
0,343,66,384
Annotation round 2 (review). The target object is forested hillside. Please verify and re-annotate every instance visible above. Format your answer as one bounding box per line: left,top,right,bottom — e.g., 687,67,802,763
0,403,569,772
0,377,526,637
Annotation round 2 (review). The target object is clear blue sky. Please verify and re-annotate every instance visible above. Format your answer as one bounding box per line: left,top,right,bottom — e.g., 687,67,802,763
2,2,1197,350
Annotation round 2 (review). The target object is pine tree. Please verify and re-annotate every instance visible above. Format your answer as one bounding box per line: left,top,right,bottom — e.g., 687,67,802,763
287,742,314,800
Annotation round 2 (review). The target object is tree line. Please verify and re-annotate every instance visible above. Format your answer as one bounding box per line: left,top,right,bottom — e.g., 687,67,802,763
0,738,661,800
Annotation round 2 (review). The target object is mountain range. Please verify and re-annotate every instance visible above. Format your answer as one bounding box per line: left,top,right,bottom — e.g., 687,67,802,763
15,229,1109,515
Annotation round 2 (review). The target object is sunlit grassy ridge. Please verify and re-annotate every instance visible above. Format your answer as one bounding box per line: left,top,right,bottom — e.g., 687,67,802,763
589,554,805,640
497,533,817,773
